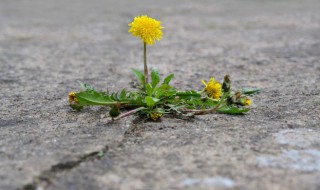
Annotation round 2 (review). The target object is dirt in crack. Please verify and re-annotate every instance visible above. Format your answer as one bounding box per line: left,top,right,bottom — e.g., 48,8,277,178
22,146,109,190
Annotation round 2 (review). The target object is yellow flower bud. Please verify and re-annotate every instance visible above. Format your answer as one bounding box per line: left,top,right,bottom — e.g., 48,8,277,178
68,92,78,104
150,112,163,121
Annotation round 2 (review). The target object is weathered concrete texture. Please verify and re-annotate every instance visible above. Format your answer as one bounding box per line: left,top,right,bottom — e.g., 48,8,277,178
1,0,320,189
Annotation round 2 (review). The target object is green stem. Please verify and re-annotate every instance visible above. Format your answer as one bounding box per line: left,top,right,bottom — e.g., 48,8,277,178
179,103,222,115
143,42,148,84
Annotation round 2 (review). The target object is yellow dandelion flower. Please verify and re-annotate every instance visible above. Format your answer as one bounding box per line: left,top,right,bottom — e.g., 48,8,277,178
239,96,251,106
202,78,222,99
245,98,251,106
150,112,163,121
128,15,163,45
68,92,78,104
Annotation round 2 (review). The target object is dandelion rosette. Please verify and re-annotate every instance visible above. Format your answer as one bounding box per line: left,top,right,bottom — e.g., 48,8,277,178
202,78,222,99
128,15,163,45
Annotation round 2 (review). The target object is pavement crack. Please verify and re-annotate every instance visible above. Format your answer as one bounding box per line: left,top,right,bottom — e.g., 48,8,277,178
21,146,108,190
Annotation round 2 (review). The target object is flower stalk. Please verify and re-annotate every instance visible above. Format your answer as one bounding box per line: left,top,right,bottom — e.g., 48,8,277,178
143,42,148,84
128,15,163,85
112,107,146,121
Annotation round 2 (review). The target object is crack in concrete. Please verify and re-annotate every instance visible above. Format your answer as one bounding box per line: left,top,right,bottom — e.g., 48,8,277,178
20,121,153,190
21,145,109,190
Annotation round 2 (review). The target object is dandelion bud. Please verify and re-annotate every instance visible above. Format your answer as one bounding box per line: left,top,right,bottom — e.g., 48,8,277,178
239,97,251,106
109,104,120,118
68,92,78,104
222,75,231,93
230,91,240,103
150,112,163,121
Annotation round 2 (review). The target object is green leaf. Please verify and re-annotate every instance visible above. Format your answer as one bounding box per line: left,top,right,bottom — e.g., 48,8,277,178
97,150,104,157
166,104,186,114
176,90,202,99
131,68,145,85
155,84,172,91
163,73,174,85
240,88,260,95
154,84,176,98
151,69,160,88
153,108,166,114
78,81,95,91
217,106,250,115
75,88,137,106
145,96,160,108
187,98,218,109
70,104,83,111
119,89,127,99
76,91,120,106
146,83,153,96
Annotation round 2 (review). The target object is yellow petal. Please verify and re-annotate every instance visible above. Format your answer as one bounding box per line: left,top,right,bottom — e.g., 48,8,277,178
201,80,207,86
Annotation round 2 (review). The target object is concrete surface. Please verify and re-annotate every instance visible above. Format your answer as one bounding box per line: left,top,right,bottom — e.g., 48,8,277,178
0,0,320,189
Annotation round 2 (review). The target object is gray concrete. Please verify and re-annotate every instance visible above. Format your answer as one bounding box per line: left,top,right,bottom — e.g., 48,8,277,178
1,0,320,189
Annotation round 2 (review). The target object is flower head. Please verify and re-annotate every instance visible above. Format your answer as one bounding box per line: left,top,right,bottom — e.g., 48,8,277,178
245,99,251,106
150,112,163,121
222,75,231,93
68,92,78,104
239,97,251,106
128,15,163,45
202,78,222,99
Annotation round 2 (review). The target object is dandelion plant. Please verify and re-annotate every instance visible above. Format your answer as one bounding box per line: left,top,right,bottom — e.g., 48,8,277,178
68,15,258,121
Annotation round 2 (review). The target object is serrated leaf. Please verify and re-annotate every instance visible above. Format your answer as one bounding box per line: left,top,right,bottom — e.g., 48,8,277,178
241,88,260,95
130,93,144,105
75,89,136,106
217,106,250,115
131,68,145,85
78,81,95,91
151,69,160,88
76,91,120,106
120,89,127,99
187,98,218,109
154,84,176,98
153,108,165,114
163,73,174,85
166,104,186,114
145,96,160,108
